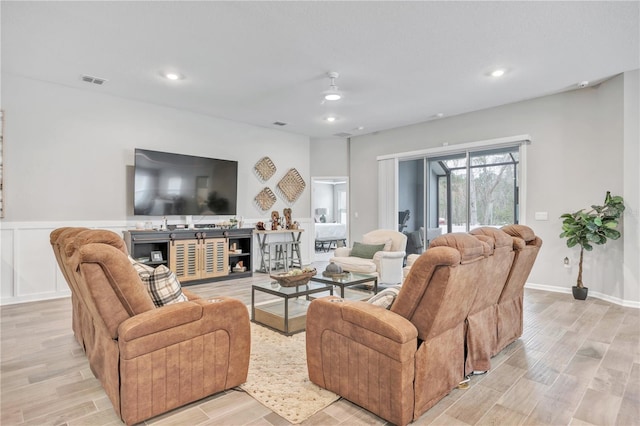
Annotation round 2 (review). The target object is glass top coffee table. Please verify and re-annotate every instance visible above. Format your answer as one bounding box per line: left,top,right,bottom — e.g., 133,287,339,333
251,280,334,335
310,271,378,298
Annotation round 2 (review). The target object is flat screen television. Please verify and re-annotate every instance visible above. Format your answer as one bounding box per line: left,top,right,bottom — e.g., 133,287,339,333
134,149,238,216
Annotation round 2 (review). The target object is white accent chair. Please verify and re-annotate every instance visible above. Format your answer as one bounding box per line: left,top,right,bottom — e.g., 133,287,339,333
330,229,407,285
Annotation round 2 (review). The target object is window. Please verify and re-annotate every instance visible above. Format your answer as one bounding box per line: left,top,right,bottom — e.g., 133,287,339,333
393,139,526,239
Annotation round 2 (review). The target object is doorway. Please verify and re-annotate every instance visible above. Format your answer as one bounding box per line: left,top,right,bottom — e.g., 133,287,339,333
311,176,349,262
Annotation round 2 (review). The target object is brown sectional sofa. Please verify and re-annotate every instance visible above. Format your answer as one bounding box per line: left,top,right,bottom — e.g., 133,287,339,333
495,224,543,355
306,225,541,425
50,228,251,425
465,227,516,374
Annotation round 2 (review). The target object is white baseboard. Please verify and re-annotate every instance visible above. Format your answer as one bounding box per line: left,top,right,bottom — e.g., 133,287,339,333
525,282,640,309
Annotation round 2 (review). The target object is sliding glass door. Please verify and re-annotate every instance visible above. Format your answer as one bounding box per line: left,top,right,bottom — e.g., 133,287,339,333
400,145,520,239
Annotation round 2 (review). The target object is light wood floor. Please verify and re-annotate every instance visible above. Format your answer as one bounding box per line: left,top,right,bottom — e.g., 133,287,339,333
2,268,639,426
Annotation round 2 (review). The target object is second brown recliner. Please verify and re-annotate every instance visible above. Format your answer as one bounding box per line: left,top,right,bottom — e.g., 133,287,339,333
306,233,491,426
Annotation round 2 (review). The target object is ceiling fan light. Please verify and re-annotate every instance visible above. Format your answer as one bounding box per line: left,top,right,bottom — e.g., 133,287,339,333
323,71,343,101
324,88,342,101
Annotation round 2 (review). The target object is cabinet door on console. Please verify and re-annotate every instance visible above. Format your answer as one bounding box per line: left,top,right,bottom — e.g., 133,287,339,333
201,238,229,279
170,239,200,282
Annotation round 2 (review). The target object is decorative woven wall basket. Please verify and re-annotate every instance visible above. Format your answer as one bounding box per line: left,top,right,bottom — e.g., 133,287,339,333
254,156,277,182
277,168,305,204
254,187,276,211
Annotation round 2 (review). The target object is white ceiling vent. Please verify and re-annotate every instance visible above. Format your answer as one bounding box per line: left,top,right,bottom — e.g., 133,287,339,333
334,132,352,138
81,75,108,85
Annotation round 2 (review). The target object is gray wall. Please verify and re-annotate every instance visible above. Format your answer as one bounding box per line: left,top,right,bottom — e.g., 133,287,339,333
310,137,349,177
0,74,314,304
349,71,639,305
2,74,311,222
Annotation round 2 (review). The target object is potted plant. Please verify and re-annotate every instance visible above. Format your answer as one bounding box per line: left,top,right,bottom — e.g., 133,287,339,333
559,191,625,300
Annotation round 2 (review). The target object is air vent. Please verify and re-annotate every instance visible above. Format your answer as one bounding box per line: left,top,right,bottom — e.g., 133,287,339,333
81,75,108,85
334,132,352,138
272,121,287,126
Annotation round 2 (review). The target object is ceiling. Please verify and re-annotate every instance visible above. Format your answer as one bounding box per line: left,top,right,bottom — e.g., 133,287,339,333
2,1,639,139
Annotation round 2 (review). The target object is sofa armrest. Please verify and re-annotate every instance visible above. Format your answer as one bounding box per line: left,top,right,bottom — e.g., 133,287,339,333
306,297,417,359
333,247,352,257
373,250,406,284
405,253,420,267
306,297,417,426
181,288,200,300
373,250,406,260
118,296,250,360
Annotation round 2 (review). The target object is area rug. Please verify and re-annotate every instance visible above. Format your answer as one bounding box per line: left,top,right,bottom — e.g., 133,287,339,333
240,323,340,424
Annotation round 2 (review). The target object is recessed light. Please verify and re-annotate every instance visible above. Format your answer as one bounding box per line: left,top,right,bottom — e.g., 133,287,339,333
162,71,184,81
490,69,506,77
435,113,444,118
326,116,337,122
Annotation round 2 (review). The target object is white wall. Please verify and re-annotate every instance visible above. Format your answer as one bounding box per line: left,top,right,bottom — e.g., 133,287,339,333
313,183,334,222
0,75,313,304
309,137,349,177
623,70,640,303
349,72,639,306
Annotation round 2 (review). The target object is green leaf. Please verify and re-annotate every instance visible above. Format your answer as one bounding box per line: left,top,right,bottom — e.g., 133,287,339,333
603,229,621,240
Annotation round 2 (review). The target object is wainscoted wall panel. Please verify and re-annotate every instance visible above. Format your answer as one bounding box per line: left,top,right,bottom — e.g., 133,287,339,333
1,228,15,299
0,219,313,306
16,228,59,296
0,221,129,305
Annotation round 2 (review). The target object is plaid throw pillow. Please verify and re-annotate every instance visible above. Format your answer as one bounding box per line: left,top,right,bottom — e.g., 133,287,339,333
130,257,188,307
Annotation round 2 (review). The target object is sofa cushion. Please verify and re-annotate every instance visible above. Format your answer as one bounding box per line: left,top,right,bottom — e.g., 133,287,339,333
330,256,378,274
130,259,188,307
367,285,402,309
351,242,386,259
361,235,393,251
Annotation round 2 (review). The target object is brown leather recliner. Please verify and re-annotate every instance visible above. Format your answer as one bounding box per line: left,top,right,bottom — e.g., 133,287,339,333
50,227,90,348
306,233,491,426
51,228,251,425
494,224,542,355
464,227,516,374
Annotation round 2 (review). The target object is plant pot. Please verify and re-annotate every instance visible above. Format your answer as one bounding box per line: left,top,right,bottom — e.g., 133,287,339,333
572,286,588,300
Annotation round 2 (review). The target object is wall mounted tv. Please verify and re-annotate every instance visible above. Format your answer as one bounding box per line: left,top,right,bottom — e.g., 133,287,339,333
134,149,238,216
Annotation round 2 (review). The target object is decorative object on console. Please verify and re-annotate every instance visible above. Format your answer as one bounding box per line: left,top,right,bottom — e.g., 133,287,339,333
271,211,280,230
254,156,277,182
283,208,292,229
254,187,277,211
150,251,163,262
277,168,306,204
255,221,266,231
